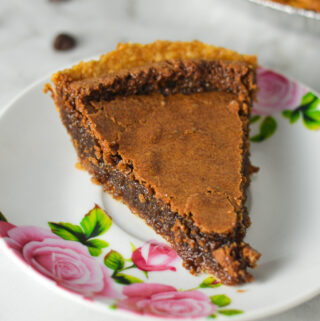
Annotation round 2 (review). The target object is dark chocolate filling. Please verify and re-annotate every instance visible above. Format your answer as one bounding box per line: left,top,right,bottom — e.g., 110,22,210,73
60,102,254,285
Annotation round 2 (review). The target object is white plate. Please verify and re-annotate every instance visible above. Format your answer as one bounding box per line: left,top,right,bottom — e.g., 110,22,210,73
0,67,320,321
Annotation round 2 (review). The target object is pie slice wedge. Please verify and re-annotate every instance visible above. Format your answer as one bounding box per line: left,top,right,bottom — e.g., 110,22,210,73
45,40,261,285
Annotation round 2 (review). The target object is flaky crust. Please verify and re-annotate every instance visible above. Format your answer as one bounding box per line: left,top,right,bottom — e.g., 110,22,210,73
51,40,257,85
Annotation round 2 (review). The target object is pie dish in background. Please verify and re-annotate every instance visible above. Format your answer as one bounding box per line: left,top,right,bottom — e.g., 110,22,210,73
243,0,320,35
270,0,320,12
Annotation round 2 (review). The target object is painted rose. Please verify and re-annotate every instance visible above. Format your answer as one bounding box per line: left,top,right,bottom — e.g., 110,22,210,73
0,221,21,253
0,222,118,299
253,67,306,116
132,240,178,272
117,283,215,318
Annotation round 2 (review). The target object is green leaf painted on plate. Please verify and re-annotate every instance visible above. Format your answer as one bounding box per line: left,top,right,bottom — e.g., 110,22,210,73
282,110,292,119
113,273,143,285
290,110,300,124
210,294,231,307
104,250,125,270
88,247,102,257
307,97,320,111
250,115,261,124
251,116,277,142
142,270,149,279
48,222,85,242
305,110,320,122
208,314,217,319
130,242,137,253
86,239,109,257
301,92,320,111
218,309,244,316
250,133,265,143
60,222,83,235
303,111,320,130
86,238,109,249
109,304,117,310
199,276,221,288
260,116,277,138
0,211,8,222
283,93,320,131
301,92,315,105
80,205,112,238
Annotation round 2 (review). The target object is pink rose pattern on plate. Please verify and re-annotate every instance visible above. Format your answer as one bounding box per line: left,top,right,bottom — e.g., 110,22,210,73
0,222,118,299
117,283,215,319
0,208,242,319
251,67,320,142
132,240,178,272
253,67,307,116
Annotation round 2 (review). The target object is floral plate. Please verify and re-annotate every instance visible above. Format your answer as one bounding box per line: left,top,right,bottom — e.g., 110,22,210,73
0,67,320,321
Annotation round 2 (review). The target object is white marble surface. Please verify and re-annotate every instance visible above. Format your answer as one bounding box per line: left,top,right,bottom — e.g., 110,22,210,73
0,0,319,320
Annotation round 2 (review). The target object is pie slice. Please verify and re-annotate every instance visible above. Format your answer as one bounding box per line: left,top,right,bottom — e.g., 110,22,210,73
45,41,261,285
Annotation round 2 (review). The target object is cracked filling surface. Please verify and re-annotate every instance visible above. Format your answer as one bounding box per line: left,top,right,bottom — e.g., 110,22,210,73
87,91,243,234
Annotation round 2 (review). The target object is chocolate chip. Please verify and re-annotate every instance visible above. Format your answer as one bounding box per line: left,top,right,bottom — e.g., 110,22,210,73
53,33,77,51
